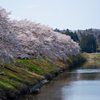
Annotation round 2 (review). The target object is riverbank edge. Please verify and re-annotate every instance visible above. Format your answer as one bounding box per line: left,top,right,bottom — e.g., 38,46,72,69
0,55,86,100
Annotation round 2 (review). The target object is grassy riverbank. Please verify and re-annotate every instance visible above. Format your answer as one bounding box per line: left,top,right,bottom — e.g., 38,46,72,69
0,54,85,100
83,52,100,60
81,53,100,70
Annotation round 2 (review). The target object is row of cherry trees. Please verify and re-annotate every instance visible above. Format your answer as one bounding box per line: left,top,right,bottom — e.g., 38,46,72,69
0,8,81,63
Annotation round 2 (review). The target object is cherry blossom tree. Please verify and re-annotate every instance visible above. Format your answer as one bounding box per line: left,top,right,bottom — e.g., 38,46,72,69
0,7,81,63
0,8,21,63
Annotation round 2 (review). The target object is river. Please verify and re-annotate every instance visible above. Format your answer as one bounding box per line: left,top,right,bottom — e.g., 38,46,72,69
17,60,100,100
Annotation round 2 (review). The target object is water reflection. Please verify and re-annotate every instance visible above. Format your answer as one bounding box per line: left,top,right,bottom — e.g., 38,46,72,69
62,81,100,100
70,69,100,73
17,61,100,100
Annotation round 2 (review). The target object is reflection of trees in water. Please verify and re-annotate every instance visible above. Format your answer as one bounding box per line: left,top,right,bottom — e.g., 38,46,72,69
80,73,100,80
69,64,100,81
80,63,100,80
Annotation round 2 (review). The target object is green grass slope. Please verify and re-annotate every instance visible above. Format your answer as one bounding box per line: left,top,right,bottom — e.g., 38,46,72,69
0,54,85,100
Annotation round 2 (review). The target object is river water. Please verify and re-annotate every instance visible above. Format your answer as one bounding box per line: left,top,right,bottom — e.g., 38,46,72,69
18,60,100,100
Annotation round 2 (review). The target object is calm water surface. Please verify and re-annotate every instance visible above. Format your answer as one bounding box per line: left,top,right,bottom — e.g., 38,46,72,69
18,60,100,100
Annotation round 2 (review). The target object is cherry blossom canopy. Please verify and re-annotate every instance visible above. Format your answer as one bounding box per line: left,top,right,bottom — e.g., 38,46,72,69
0,8,81,63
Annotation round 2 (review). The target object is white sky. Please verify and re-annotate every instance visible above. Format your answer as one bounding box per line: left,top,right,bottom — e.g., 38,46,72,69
0,0,100,30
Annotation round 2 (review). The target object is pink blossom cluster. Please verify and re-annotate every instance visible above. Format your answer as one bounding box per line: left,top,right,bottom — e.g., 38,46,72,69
0,8,81,63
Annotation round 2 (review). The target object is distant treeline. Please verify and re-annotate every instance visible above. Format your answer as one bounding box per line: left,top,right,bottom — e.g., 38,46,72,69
63,32,79,42
54,28,79,42
54,28,97,53
79,35,96,53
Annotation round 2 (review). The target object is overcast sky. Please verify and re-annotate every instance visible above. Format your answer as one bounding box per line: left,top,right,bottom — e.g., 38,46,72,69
0,0,100,30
